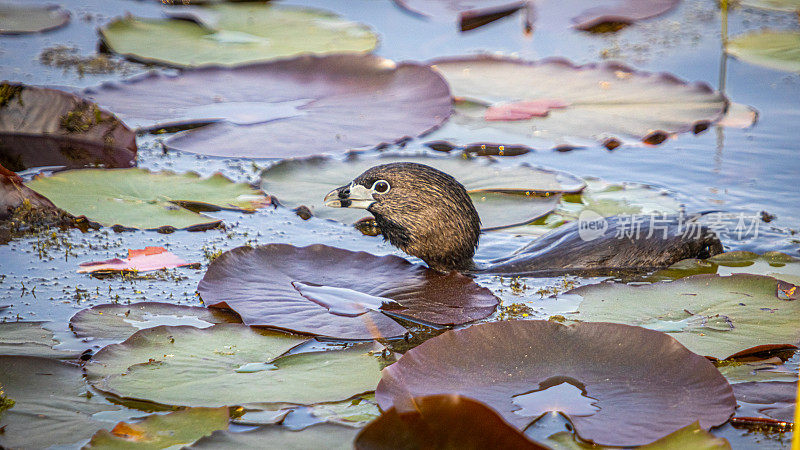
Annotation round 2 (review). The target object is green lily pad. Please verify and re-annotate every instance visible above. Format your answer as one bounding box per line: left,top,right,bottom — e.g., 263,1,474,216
26,168,268,230
310,394,380,427
429,56,727,150
566,274,800,359
70,302,241,345
100,4,377,67
0,321,82,359
85,324,382,408
727,31,800,73
0,355,123,448
189,423,358,449
261,153,585,231
546,421,730,449
737,0,800,12
86,406,229,449
0,3,70,35
648,251,800,283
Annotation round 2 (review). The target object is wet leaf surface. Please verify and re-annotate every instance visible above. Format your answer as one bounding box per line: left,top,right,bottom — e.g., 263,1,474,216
647,251,800,283
82,55,452,158
261,153,584,230
0,3,70,35
727,31,800,73
0,321,82,358
546,421,730,449
86,406,230,449
376,320,735,446
70,302,241,345
732,381,796,422
198,244,499,339
430,56,727,149
567,274,800,359
356,394,548,449
189,423,359,449
26,168,267,230
0,82,137,171
85,324,382,408
100,3,377,67
0,355,123,448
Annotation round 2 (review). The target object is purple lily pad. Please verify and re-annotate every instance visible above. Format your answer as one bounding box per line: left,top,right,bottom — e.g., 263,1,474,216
394,0,530,31
0,82,137,171
81,55,452,159
1,164,59,220
197,244,499,340
571,0,680,31
376,320,736,447
732,381,796,422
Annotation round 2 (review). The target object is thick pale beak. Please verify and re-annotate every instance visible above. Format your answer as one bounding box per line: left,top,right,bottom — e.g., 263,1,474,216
324,182,375,209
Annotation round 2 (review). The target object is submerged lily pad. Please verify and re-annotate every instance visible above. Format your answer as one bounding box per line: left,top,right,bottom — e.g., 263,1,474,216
727,31,800,73
0,355,122,448
85,324,382,408
26,168,267,230
376,320,735,447
356,394,547,449
430,56,727,149
0,3,70,35
83,55,452,158
190,423,359,449
0,82,137,171
0,321,81,359
100,3,377,67
70,302,241,345
566,274,800,359
86,407,230,449
732,381,796,422
198,244,499,339
261,153,584,230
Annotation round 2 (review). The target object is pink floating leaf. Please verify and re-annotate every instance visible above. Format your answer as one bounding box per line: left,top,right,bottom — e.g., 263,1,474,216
484,99,568,121
78,247,192,273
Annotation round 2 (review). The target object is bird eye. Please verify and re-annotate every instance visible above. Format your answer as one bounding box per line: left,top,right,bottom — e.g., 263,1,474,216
372,180,390,194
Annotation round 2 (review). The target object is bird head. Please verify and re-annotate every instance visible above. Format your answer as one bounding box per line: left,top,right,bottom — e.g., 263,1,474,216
324,162,481,272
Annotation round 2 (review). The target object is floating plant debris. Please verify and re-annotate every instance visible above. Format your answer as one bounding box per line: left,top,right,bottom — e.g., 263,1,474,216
198,244,499,339
376,320,735,446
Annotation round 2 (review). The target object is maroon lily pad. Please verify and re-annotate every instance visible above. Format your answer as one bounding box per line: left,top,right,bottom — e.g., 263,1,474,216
81,55,452,159
0,82,137,171
355,394,548,449
571,0,680,31
376,320,736,447
732,381,796,422
197,244,499,340
1,163,59,220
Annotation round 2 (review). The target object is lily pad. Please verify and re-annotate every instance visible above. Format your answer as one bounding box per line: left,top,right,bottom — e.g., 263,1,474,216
737,0,800,12
190,423,359,449
261,153,584,230
569,0,680,31
26,168,268,230
85,324,382,408
82,55,452,158
566,274,800,359
648,251,800,283
198,244,499,339
310,394,380,427
0,321,82,359
1,164,60,220
356,394,548,449
430,56,727,150
375,320,735,447
393,0,530,31
0,355,122,448
70,302,241,345
727,31,800,73
100,4,377,67
0,3,70,35
732,381,796,422
86,406,230,449
0,82,137,171
546,422,730,449
78,246,194,273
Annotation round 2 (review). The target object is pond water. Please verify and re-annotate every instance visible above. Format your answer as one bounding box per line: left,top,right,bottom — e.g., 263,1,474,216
1,0,798,448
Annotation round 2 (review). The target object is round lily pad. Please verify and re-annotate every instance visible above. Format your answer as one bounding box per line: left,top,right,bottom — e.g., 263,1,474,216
566,274,800,359
732,381,796,422
375,320,736,447
100,3,377,67
429,56,727,149
546,422,731,449
70,302,241,345
197,244,499,339
82,55,452,158
190,423,359,449
727,31,800,73
0,321,82,359
26,168,268,230
261,153,584,231
0,355,122,448
85,324,382,408
648,251,800,284
738,0,800,12
0,3,70,35
0,82,137,171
